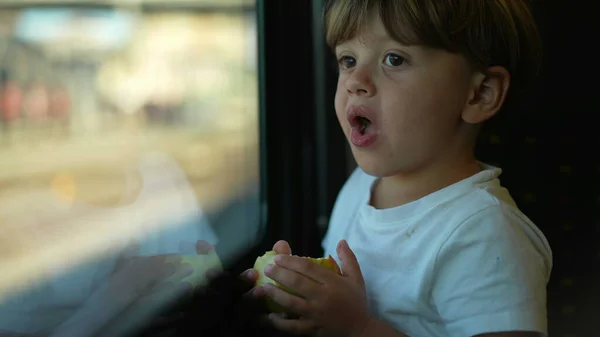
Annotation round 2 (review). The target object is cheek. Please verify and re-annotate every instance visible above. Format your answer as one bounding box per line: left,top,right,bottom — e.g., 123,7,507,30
384,76,466,128
334,81,348,126
380,89,425,131
379,86,462,148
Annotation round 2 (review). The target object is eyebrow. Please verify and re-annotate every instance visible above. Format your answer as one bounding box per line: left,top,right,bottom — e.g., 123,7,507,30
335,35,409,53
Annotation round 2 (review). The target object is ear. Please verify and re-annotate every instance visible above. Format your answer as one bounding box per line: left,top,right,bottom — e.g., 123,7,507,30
462,66,510,124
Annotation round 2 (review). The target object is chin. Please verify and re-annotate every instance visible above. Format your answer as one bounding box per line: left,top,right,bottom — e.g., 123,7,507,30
352,152,398,178
355,162,398,178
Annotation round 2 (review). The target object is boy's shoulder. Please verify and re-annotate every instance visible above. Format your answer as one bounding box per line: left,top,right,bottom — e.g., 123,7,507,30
334,163,511,214
330,164,547,243
328,163,551,250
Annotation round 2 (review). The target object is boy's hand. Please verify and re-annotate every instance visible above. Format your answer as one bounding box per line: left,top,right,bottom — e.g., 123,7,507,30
264,240,372,337
241,240,292,297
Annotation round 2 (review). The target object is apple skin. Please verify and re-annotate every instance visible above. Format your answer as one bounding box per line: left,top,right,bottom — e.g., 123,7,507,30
253,251,341,313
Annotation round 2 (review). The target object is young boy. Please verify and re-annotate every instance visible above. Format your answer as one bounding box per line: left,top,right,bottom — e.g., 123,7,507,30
248,1,552,336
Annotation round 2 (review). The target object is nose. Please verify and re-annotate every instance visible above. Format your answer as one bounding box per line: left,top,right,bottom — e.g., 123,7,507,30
346,65,376,97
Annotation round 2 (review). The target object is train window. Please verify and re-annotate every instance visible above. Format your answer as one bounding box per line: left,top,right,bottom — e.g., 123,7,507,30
0,0,260,335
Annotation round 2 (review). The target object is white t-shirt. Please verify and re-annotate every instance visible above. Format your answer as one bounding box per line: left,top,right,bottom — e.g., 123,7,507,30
0,152,219,336
322,164,552,337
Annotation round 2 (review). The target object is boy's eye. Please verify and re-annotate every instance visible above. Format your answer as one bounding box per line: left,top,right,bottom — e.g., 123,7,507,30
383,53,405,67
339,56,356,69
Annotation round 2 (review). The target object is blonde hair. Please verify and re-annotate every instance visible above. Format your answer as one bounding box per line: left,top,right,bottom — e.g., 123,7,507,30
324,0,542,95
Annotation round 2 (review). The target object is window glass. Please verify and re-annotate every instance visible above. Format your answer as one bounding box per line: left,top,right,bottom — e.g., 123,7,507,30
0,1,259,335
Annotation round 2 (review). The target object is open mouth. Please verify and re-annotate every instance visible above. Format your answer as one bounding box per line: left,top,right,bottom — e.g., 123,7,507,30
355,116,372,134
347,105,378,147
350,115,374,135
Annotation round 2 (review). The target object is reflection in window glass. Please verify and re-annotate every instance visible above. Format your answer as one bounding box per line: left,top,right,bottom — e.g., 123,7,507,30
0,2,259,336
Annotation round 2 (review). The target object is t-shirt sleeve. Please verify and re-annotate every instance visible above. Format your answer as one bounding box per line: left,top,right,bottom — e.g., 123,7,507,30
431,205,552,337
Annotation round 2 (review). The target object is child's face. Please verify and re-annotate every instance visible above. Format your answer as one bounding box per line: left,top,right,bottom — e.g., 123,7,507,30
334,12,478,178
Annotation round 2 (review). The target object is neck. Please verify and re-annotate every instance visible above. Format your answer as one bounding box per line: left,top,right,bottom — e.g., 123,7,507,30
370,151,481,210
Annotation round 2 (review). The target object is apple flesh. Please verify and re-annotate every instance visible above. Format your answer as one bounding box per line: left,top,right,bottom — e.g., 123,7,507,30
253,250,341,313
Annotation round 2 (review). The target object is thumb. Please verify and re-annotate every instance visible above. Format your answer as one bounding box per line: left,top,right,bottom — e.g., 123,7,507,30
273,240,292,255
337,240,364,284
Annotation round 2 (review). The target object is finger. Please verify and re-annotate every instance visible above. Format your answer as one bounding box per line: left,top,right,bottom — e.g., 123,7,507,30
240,268,258,284
273,255,333,285
264,262,320,297
243,285,266,299
263,283,310,316
337,240,365,284
268,314,317,335
273,240,292,255
240,268,264,299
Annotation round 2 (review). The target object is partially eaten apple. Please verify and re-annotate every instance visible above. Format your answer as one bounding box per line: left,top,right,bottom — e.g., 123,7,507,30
253,250,342,313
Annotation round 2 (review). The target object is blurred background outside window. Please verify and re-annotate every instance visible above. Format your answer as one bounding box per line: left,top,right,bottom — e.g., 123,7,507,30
0,0,260,335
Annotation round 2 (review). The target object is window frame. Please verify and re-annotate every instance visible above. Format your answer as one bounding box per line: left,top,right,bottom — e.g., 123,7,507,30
254,0,351,262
